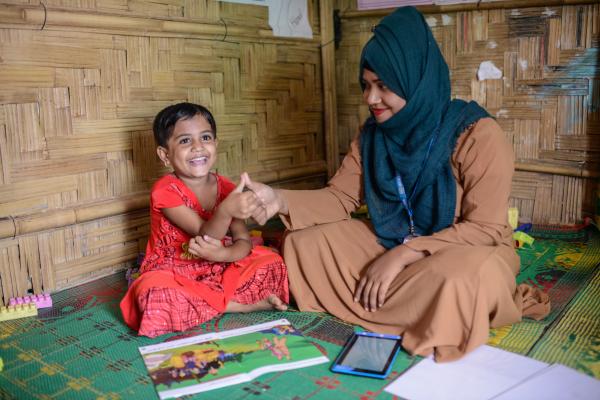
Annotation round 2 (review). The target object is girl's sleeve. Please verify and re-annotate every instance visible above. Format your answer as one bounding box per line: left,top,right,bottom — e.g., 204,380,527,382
152,180,186,209
218,176,237,202
404,118,515,254
280,136,363,230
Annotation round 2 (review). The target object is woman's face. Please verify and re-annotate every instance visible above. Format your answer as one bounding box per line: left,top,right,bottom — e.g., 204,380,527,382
361,69,407,123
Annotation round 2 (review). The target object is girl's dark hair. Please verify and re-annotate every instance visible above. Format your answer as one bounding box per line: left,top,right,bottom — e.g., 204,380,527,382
153,102,217,147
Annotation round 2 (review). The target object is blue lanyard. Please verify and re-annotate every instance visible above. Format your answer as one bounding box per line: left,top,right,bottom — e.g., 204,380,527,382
394,134,437,238
394,175,416,237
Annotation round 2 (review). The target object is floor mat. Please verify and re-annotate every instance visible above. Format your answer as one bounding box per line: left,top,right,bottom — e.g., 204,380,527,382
0,226,598,400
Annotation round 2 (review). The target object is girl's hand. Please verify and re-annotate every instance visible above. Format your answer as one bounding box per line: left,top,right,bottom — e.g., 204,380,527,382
220,174,261,219
354,249,407,312
188,235,228,262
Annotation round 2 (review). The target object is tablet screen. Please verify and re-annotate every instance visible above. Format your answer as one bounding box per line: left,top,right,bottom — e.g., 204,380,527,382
338,335,398,373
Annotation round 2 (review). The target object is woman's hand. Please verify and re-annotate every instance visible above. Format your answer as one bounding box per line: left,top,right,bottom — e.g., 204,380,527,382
354,245,427,312
244,173,288,224
188,235,228,262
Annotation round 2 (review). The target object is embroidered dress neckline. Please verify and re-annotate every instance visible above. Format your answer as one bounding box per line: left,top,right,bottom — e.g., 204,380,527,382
169,172,221,214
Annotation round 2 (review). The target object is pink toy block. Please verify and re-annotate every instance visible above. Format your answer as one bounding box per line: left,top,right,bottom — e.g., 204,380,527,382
9,293,52,309
0,303,37,321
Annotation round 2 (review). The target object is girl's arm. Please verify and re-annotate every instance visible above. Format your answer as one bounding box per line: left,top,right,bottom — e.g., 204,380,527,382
187,218,252,263
161,176,259,239
162,205,207,237
222,218,252,261
198,190,259,240
199,175,260,240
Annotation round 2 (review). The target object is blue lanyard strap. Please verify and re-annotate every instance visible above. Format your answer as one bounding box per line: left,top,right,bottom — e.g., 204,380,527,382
394,175,416,236
394,134,437,238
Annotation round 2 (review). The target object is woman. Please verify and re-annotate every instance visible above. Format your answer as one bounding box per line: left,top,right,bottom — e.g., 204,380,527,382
245,6,550,362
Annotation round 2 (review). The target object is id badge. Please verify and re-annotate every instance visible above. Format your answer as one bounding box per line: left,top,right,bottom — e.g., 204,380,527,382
403,234,420,244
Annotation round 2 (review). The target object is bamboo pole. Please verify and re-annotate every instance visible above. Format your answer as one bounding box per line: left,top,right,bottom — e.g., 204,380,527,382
515,162,599,178
341,0,598,19
0,4,319,44
0,161,594,240
0,193,148,240
320,0,340,177
0,161,329,240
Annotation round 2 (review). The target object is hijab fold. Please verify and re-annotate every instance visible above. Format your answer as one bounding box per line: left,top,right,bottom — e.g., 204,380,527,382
359,7,490,248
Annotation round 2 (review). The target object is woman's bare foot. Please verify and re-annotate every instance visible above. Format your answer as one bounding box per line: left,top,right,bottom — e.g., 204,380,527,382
226,295,288,313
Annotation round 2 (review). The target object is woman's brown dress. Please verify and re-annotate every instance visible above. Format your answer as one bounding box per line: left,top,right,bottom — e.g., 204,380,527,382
279,118,550,362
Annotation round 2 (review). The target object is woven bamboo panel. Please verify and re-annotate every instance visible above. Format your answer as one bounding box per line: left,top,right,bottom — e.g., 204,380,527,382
0,0,326,304
334,1,599,225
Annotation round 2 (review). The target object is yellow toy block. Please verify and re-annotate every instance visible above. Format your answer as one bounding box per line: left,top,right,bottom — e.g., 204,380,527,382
508,207,519,230
355,205,369,215
0,303,38,322
513,231,534,248
249,230,262,238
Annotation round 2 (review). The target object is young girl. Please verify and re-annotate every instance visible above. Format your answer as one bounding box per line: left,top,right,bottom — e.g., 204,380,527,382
120,102,289,338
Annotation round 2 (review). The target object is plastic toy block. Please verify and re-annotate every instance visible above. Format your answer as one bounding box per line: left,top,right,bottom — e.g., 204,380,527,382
9,293,52,309
515,223,533,233
508,207,519,230
249,230,265,246
0,303,38,322
513,231,535,248
355,204,369,215
126,267,141,287
136,252,146,266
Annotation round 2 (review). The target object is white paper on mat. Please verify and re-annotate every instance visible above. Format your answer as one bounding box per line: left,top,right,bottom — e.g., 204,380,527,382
491,364,600,400
384,345,548,400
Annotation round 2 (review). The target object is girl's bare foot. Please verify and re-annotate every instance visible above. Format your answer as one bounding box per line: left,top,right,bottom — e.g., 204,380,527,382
226,295,288,313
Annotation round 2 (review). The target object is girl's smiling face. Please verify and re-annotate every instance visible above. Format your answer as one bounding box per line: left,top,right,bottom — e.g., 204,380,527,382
361,68,407,123
156,114,217,183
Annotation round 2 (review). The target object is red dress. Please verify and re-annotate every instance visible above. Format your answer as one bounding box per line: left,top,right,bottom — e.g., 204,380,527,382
120,173,289,337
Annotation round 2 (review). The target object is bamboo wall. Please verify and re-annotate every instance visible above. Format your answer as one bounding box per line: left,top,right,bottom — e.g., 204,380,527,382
0,0,331,303
0,0,598,304
334,0,600,225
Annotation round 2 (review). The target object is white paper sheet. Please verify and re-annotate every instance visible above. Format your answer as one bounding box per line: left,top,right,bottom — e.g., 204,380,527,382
357,0,433,10
477,61,502,81
492,364,600,400
267,0,312,39
218,0,268,6
384,345,548,400
218,0,312,39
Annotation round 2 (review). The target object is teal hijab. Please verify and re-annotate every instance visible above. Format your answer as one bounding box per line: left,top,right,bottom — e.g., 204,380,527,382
360,7,490,248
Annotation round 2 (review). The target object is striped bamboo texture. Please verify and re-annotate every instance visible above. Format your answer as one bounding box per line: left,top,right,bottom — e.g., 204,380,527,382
0,0,327,304
334,0,599,226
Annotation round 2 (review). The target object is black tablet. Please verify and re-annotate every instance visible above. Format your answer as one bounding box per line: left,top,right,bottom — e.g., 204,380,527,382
330,331,401,379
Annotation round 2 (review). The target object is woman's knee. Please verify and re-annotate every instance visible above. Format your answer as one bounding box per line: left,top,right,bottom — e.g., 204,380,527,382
413,245,500,283
282,225,321,252
284,220,375,249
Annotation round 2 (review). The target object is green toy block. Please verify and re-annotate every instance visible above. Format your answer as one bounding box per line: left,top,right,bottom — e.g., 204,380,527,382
513,231,535,248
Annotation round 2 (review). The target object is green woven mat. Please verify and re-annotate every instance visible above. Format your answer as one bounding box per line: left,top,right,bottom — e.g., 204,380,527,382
488,227,599,363
0,286,419,400
1,226,598,399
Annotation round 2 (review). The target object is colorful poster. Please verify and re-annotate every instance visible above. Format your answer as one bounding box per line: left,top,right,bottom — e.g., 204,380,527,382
139,319,329,399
